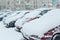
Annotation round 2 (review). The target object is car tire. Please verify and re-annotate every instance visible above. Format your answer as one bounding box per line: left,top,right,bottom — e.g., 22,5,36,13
51,33,60,40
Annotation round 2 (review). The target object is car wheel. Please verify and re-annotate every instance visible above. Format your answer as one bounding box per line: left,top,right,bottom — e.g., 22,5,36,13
51,33,60,40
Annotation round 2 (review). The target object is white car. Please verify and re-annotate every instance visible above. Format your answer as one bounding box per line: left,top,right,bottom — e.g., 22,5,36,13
15,8,52,28
0,12,5,21
3,10,30,28
2,11,21,21
0,12,4,15
0,11,12,21
16,9,60,40
0,9,13,21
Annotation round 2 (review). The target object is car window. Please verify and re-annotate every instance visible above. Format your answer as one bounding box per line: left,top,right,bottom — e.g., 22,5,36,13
39,9,52,15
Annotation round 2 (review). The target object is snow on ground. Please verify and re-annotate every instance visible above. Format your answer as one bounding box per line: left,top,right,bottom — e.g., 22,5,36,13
0,21,23,40
20,9,60,38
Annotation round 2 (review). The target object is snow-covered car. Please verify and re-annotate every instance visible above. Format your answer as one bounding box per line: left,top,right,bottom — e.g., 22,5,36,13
3,10,30,28
0,12,5,21
4,8,52,28
2,11,21,21
16,9,60,40
0,12,4,15
0,10,12,21
15,8,52,28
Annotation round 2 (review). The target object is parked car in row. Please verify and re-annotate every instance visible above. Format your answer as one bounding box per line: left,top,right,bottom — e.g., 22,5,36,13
15,9,60,40
2,11,21,21
0,12,5,21
3,10,30,28
15,8,52,28
0,10,12,21
3,8,52,28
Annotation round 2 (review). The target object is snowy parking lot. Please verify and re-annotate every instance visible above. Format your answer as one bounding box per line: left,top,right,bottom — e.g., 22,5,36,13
0,8,60,40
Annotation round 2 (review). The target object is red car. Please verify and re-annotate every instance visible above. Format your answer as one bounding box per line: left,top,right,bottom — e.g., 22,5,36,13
16,9,60,40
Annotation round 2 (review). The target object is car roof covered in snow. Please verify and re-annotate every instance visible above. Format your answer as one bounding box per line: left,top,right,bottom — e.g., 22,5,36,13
21,9,60,37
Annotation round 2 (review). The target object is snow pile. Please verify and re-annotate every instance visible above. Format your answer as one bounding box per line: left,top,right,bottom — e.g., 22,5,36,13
20,9,60,38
